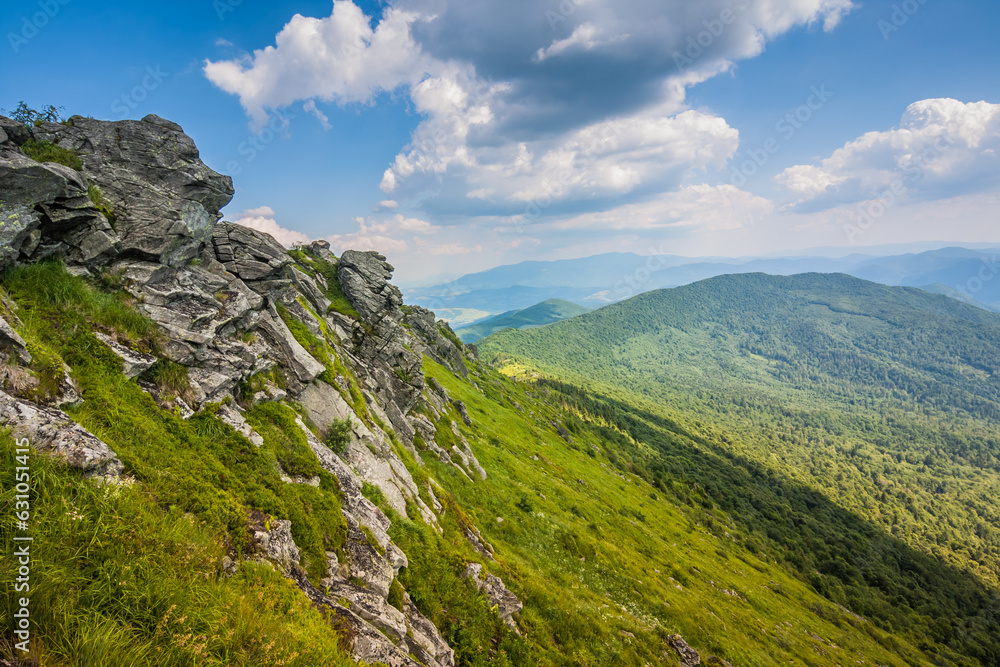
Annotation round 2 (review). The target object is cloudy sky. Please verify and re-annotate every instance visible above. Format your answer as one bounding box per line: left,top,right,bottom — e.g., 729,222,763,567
2,0,998,284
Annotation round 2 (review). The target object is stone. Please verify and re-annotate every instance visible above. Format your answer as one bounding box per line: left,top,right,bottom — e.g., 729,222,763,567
0,314,30,364
463,563,522,632
256,312,325,387
212,222,292,281
215,403,265,447
94,332,156,379
32,115,233,264
0,116,31,146
453,399,472,426
0,390,123,480
668,634,701,666
338,250,403,324
248,511,301,572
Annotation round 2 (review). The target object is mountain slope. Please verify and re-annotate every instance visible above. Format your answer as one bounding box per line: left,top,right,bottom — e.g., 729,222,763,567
456,299,591,343
479,272,1000,665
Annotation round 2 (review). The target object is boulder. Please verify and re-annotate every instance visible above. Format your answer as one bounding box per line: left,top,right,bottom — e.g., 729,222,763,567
668,634,701,667
0,314,30,364
463,563,522,631
248,512,301,573
338,250,403,324
212,222,292,281
0,390,123,480
94,332,156,379
32,114,233,264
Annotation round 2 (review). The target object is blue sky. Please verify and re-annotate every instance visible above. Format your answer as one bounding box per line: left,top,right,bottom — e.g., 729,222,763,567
2,0,998,284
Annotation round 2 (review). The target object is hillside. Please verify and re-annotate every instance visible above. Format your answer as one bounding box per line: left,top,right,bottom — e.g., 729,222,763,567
455,299,591,343
1,114,977,666
480,272,1000,665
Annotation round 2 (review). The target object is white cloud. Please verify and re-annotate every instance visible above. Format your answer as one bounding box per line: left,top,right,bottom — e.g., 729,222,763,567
326,213,439,255
303,100,332,131
775,99,1000,209
231,206,311,247
203,1,433,128
552,184,774,232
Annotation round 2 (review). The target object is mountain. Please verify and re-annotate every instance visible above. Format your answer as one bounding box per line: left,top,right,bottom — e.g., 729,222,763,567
407,248,1000,321
3,113,974,666
480,273,1000,665
920,283,1000,311
455,299,591,343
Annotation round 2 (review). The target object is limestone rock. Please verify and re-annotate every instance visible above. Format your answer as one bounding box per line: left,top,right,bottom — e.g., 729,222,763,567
212,222,292,281
0,390,123,480
338,250,403,324
249,512,301,572
463,563,522,632
32,115,233,264
94,332,156,379
668,634,701,667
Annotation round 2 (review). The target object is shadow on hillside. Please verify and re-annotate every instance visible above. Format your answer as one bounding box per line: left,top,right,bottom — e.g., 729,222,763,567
546,381,1000,667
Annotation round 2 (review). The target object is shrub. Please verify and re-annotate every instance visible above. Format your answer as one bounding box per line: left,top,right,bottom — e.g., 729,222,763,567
325,418,353,454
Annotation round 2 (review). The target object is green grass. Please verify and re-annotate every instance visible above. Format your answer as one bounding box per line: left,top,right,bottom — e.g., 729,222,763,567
21,139,83,171
0,434,356,666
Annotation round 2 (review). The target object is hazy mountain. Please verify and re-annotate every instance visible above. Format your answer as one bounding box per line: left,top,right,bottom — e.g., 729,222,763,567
455,298,591,343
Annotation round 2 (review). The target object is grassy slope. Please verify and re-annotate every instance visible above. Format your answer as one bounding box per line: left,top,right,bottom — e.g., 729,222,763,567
476,272,1000,665
456,300,591,344
417,358,936,667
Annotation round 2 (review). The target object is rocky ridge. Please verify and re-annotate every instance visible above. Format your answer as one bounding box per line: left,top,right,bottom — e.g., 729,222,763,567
0,113,515,666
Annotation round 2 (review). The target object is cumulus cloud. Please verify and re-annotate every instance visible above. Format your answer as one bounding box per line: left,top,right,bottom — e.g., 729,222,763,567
326,213,441,255
204,1,433,128
207,0,860,244
775,99,1000,210
231,206,311,246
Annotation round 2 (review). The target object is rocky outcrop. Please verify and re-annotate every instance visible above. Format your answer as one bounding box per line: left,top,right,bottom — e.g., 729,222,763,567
32,114,233,265
338,250,403,325
668,634,701,667
463,563,522,632
211,222,291,281
0,390,123,481
94,332,156,379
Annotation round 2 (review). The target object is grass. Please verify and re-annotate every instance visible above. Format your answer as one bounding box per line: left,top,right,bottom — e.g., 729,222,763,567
21,139,83,171
0,434,356,666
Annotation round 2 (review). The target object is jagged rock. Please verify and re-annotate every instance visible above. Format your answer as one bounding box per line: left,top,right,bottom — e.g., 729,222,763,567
0,390,123,480
0,142,116,270
0,314,30,364
94,332,156,379
212,222,292,281
338,250,403,325
463,563,522,632
52,363,83,409
668,634,701,666
0,116,31,146
249,512,301,572
287,265,331,314
403,596,456,667
256,311,325,389
215,403,265,447
453,399,472,426
403,306,469,378
32,115,233,264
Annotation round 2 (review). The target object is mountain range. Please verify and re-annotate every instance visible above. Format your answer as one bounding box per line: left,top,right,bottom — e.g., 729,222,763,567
405,248,1000,324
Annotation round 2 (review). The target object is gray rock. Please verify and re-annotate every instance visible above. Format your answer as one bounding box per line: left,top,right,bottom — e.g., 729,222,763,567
94,332,156,379
212,222,292,281
453,399,472,426
668,634,701,666
0,314,30,364
338,250,403,324
215,403,265,448
463,563,522,632
256,312,325,387
32,115,233,264
0,116,31,146
0,390,123,481
249,512,301,573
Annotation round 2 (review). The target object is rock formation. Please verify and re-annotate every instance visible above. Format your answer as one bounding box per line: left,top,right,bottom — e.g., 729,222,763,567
0,112,511,666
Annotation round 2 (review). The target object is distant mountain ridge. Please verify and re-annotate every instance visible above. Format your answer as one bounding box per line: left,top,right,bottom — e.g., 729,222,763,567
405,247,1000,320
455,298,591,343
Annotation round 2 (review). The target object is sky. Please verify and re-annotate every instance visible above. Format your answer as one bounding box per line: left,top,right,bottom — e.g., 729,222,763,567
2,0,998,285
